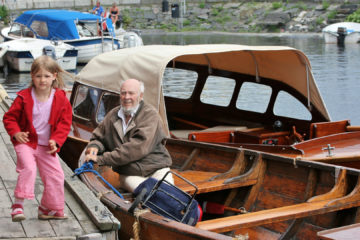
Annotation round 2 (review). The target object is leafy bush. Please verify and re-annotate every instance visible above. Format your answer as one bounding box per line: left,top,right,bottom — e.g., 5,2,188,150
211,8,219,16
346,8,360,23
183,19,191,26
272,2,283,10
293,2,307,11
122,13,132,27
322,0,330,10
0,5,9,24
316,16,324,25
327,10,337,20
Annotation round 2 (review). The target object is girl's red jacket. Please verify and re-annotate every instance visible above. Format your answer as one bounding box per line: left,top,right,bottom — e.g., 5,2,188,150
3,87,72,152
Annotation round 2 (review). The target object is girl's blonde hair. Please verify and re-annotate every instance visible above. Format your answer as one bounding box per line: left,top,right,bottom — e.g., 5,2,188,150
30,55,69,89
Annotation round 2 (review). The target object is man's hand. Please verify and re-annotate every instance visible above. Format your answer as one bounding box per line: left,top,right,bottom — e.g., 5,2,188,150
48,139,58,154
14,132,29,144
85,147,99,162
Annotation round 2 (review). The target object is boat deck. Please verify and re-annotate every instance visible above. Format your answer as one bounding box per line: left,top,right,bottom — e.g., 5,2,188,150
0,95,120,239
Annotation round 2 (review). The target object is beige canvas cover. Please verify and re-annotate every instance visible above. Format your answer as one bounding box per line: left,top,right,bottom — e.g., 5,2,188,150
76,44,330,134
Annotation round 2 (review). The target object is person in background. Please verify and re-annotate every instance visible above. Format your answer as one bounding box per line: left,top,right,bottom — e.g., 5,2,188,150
92,1,104,16
84,78,173,193
3,55,72,222
109,2,120,25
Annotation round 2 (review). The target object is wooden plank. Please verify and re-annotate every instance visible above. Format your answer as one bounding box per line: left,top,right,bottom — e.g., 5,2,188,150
196,200,331,232
22,220,57,238
180,148,199,171
49,218,84,237
178,177,257,194
0,218,26,238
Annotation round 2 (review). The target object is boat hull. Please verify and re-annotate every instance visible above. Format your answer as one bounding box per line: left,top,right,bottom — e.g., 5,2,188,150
5,51,77,72
322,22,360,44
66,38,119,64
1,33,119,65
75,138,360,240
323,31,360,44
0,38,78,72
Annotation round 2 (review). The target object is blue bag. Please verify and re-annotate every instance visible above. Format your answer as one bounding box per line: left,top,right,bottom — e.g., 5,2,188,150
129,172,200,226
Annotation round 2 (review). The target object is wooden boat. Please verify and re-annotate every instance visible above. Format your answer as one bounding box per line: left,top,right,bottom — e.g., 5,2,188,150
186,119,360,168
77,138,360,239
59,45,360,239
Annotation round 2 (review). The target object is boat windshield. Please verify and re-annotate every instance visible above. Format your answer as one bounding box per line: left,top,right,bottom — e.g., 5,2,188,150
8,23,34,38
73,85,119,123
76,21,98,37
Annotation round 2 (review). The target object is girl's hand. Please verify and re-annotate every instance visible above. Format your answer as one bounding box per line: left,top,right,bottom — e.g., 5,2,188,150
48,139,58,154
14,132,29,143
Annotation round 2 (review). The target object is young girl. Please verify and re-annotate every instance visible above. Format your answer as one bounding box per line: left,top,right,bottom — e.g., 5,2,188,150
3,55,72,222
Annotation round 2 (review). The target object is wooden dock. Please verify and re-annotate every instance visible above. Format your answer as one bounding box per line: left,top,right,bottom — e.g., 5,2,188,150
0,88,120,239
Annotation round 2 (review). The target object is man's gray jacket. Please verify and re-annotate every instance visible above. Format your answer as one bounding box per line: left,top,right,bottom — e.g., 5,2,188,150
87,101,172,176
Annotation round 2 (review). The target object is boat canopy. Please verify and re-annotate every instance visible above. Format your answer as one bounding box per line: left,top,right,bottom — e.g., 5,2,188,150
76,44,330,131
14,9,115,40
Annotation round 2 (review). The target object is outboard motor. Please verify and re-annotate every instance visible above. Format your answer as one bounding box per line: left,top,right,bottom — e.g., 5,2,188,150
337,27,347,46
42,45,56,60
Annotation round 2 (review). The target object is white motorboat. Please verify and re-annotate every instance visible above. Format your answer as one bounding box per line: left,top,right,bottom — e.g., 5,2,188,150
322,22,360,44
0,9,124,64
0,38,78,72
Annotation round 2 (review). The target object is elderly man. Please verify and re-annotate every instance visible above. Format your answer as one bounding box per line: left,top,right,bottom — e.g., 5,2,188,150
85,78,173,192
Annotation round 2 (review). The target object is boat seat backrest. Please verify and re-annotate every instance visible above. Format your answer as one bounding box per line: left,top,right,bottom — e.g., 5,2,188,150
309,119,350,139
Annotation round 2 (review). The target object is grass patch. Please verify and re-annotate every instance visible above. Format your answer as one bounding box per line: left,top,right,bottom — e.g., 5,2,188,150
327,10,337,20
272,2,283,10
346,8,360,23
316,16,324,25
322,0,330,10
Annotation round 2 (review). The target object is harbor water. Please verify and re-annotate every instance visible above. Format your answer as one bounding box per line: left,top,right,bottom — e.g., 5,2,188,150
1,32,360,124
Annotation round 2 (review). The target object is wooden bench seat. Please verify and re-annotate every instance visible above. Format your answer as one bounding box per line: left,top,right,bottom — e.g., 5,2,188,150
177,177,258,194
197,199,333,232
196,169,360,233
172,152,263,194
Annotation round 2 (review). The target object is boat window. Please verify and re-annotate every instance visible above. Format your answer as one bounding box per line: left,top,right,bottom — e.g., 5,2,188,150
273,91,312,120
236,82,272,113
200,76,235,107
77,21,98,37
163,68,197,99
98,93,120,122
73,86,99,120
30,20,49,37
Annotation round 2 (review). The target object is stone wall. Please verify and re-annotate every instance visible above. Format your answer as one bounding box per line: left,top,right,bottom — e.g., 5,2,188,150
3,0,358,11
2,0,359,33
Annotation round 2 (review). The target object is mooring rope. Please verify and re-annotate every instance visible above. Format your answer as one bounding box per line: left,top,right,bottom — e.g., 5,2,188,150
73,161,124,199
130,208,151,240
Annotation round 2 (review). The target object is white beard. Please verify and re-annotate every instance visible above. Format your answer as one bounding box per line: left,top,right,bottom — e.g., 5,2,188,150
122,103,139,116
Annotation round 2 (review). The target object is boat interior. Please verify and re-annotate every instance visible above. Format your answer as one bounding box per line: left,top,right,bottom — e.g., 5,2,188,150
78,138,360,239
